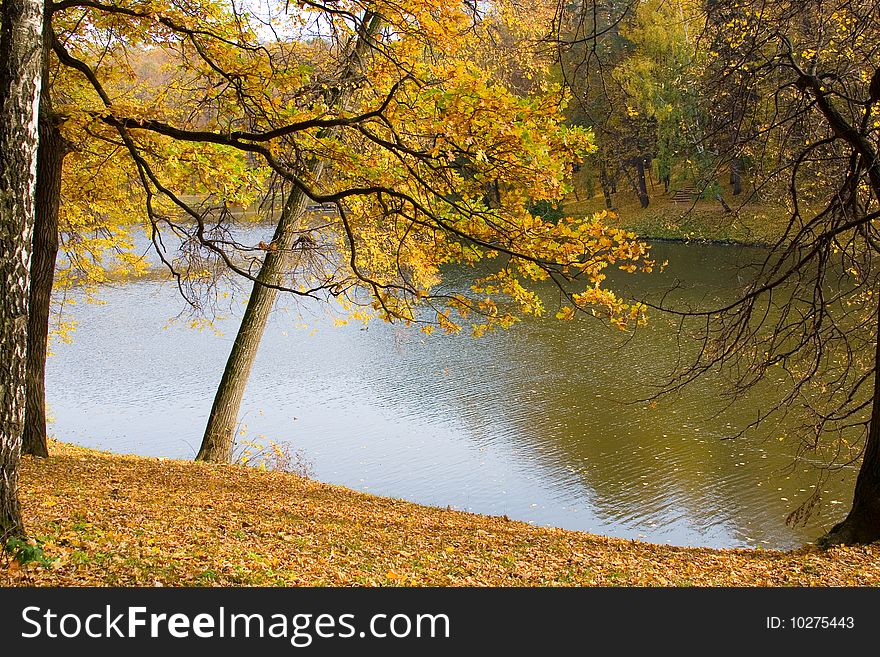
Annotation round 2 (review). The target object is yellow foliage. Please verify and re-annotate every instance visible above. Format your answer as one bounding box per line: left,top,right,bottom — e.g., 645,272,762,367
52,0,652,336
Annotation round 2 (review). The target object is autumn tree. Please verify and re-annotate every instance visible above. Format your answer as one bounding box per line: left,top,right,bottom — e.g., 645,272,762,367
0,0,43,540
192,0,657,462
555,0,673,208
196,10,385,462
49,0,654,464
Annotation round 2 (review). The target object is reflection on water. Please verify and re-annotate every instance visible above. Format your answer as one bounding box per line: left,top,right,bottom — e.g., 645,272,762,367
46,235,857,549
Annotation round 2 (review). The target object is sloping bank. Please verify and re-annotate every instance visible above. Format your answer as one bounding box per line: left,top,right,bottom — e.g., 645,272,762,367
4,441,879,586
564,197,790,247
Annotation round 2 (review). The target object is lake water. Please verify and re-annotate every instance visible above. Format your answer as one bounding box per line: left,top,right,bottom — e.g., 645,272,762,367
45,233,857,549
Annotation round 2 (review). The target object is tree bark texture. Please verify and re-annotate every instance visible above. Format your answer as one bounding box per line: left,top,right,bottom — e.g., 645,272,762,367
0,0,43,542
22,111,64,458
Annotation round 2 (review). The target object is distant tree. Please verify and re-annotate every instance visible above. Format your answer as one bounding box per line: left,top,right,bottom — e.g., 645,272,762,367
555,1,651,205
616,0,710,196
556,0,706,206
0,0,43,541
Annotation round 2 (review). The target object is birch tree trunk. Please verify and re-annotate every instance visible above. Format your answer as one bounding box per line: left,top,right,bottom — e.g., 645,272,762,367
0,0,44,541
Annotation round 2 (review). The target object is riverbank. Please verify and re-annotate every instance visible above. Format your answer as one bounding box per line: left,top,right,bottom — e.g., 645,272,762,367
563,193,789,246
5,441,879,586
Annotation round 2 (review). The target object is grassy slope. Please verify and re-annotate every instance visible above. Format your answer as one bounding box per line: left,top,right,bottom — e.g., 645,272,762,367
564,186,791,245
5,441,880,587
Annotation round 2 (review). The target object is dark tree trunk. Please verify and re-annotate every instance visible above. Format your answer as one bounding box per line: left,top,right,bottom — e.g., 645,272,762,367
817,302,880,548
598,161,614,210
634,158,649,208
0,0,44,542
730,158,742,195
486,179,501,208
622,162,649,209
22,111,64,458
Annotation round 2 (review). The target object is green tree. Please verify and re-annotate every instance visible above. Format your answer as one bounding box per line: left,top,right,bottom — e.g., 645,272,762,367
616,0,709,195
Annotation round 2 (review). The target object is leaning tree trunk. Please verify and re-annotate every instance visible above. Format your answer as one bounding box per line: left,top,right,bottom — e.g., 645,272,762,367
196,181,323,462
22,111,64,458
196,12,382,463
0,0,44,541
817,302,880,548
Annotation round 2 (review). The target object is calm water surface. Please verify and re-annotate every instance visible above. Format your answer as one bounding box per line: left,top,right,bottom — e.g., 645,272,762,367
45,234,857,549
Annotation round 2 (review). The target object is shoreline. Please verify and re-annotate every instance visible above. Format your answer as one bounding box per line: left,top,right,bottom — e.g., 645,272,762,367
7,440,880,586
642,235,772,249
563,193,790,248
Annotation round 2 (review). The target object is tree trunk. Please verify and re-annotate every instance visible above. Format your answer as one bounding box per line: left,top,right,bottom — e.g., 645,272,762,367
196,183,320,462
817,302,880,548
730,158,742,195
599,162,614,210
635,158,650,208
197,12,382,463
0,0,44,542
23,1,64,458
22,111,64,458
621,163,647,209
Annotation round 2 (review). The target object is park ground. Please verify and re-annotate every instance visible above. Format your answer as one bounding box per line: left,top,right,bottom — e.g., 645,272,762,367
4,441,880,587
563,179,791,245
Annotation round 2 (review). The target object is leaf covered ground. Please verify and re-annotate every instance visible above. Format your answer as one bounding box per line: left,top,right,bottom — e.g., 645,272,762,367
5,441,880,587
